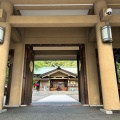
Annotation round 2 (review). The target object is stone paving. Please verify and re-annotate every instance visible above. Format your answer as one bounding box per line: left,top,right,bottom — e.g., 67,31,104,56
31,91,79,106
1,105,120,120
32,91,79,102
36,94,78,102
1,91,120,120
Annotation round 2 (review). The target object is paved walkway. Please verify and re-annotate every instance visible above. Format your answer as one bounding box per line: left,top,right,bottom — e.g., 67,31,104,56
32,91,79,103
32,94,80,106
1,106,120,120
2,92,120,120
2,91,120,120
37,94,78,102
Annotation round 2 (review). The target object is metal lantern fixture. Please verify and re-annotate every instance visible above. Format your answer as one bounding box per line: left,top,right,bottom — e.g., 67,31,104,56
0,27,5,44
101,25,112,43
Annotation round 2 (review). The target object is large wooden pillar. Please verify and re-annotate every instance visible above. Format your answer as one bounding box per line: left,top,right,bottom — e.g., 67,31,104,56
86,43,100,105
0,1,13,111
94,0,120,110
9,43,25,106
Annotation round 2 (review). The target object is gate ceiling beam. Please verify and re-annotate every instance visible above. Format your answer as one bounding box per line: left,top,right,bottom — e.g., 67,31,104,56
109,15,120,26
8,15,120,27
0,0,119,10
1,0,97,4
2,0,120,4
8,15,98,27
34,50,77,55
14,4,120,10
14,4,93,10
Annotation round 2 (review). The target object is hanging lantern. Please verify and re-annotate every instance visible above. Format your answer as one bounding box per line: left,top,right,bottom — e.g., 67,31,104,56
0,27,5,44
101,25,112,43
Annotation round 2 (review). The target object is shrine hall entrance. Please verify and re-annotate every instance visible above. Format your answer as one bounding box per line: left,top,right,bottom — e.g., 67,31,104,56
50,80,68,91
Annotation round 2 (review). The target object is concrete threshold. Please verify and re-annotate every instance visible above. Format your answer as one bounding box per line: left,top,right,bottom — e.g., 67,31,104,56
20,105,27,107
0,109,7,113
100,108,120,114
100,108,113,114
90,105,103,107
4,105,19,107
82,104,89,106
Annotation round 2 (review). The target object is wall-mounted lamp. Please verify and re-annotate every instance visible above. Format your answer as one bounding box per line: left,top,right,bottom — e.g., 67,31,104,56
0,27,5,44
101,25,112,43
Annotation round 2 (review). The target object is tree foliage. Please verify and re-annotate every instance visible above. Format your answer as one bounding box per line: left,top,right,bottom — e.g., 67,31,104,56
116,62,120,83
34,60,77,69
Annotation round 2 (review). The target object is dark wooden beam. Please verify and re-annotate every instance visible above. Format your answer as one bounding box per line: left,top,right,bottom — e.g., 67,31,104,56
34,50,78,55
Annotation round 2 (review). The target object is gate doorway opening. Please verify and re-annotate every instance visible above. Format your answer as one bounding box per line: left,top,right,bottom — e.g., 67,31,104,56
5,44,88,106
4,50,14,106
29,44,88,105
113,49,120,98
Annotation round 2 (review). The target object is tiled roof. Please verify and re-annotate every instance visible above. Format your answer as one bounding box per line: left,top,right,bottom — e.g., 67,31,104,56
34,67,77,75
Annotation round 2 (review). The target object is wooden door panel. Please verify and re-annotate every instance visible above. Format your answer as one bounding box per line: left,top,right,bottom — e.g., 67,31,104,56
78,44,88,104
21,45,34,105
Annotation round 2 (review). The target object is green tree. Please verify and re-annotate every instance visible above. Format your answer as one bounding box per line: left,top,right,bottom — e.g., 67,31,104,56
34,60,77,69
116,61,120,83
6,66,9,85
34,61,44,69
